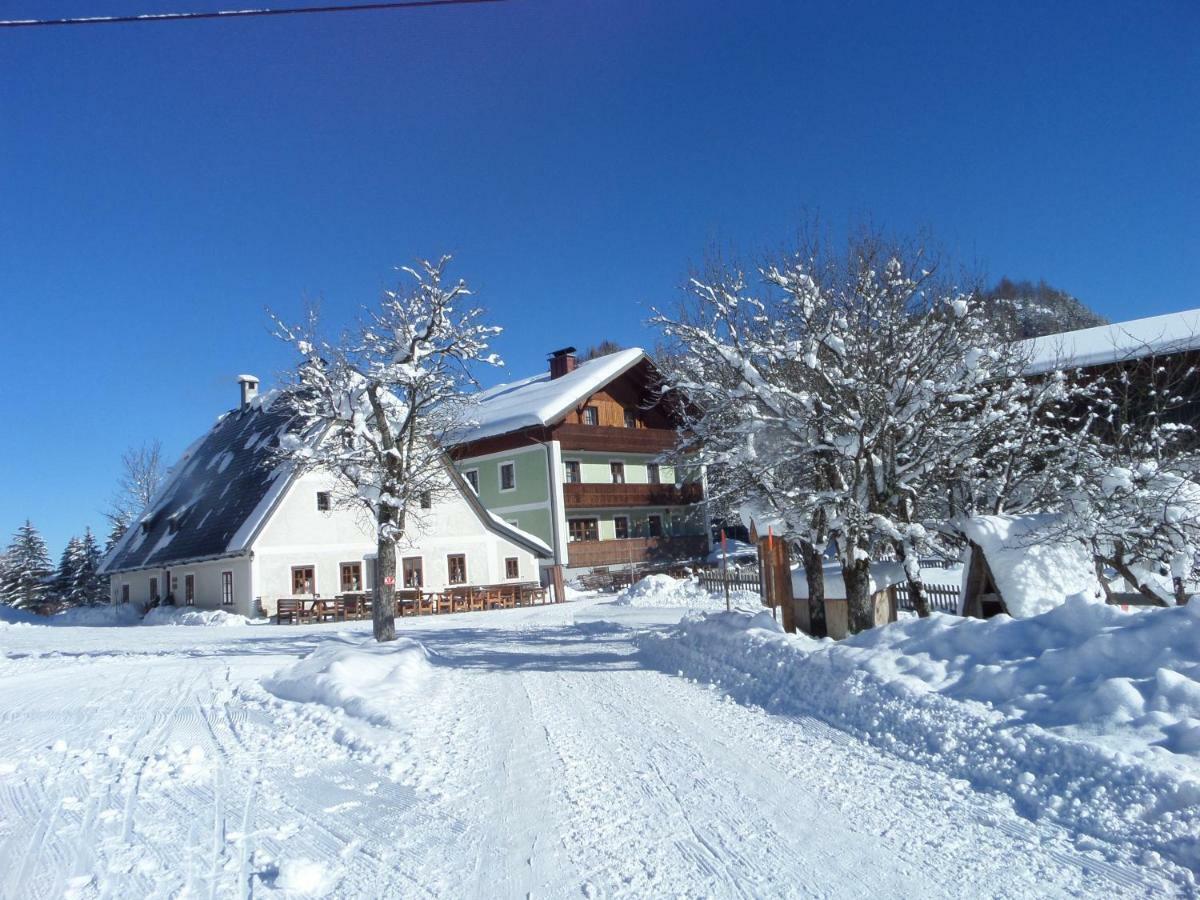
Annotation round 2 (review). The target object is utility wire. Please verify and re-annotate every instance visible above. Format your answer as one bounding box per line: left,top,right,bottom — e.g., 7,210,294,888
0,0,506,29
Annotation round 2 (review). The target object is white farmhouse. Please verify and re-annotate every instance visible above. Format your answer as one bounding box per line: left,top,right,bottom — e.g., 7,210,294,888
99,376,551,617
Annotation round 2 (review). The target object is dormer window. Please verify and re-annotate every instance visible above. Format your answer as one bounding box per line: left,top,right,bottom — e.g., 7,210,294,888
624,409,636,428
582,406,599,426
316,491,331,511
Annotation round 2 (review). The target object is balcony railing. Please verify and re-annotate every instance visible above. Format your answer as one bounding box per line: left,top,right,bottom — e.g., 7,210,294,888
553,423,681,453
566,535,709,568
563,481,704,509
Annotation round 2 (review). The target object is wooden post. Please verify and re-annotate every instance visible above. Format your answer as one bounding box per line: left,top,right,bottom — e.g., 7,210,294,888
721,529,731,612
773,534,796,634
549,565,566,604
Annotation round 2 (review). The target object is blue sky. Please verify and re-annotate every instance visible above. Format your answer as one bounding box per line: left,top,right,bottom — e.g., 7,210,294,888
1,0,1197,556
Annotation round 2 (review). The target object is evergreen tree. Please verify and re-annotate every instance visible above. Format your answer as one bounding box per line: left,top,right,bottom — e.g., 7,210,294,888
51,529,106,607
55,535,84,605
78,528,106,606
0,521,53,609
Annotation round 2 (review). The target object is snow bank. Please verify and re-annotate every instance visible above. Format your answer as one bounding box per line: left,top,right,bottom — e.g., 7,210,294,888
263,638,432,727
141,607,261,627
0,604,144,628
962,514,1100,617
638,600,1200,875
615,575,742,610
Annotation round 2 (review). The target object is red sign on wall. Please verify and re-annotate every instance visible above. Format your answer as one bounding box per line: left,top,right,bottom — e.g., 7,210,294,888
384,576,395,586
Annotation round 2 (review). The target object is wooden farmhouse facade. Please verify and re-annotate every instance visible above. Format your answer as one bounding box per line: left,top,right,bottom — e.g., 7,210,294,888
98,377,551,618
449,347,712,573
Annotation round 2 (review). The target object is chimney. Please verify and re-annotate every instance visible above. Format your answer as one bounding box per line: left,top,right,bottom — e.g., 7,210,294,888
548,346,578,380
237,374,259,410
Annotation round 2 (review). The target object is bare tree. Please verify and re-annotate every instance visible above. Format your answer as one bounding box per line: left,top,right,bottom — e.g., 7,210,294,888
273,256,503,642
106,440,165,539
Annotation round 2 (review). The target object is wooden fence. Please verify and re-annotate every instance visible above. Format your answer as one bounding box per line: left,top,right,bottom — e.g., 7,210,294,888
895,583,960,614
695,567,763,595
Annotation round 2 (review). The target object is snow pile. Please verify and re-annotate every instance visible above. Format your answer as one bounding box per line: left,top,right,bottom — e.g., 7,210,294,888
263,638,433,727
141,606,260,627
273,858,339,897
961,514,1100,616
638,601,1200,874
0,604,144,628
615,575,730,609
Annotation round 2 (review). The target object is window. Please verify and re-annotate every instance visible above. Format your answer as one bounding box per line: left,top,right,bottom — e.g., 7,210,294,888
505,557,520,579
582,406,599,426
647,515,663,538
564,460,581,484
614,516,629,539
221,571,234,606
624,409,637,429
317,491,331,511
463,469,479,493
647,463,661,485
447,554,467,585
171,576,178,593
149,577,159,601
121,584,129,604
610,461,625,484
291,565,315,595
568,518,599,542
403,557,424,588
420,491,432,509
340,562,362,592
184,574,195,606
499,461,516,491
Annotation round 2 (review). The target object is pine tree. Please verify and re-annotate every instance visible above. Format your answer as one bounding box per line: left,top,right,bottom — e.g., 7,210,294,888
51,529,106,607
0,521,53,610
55,535,84,605
78,528,106,606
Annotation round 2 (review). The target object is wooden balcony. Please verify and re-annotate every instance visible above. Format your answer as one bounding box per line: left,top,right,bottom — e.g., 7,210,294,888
552,423,681,453
566,535,709,568
563,481,704,509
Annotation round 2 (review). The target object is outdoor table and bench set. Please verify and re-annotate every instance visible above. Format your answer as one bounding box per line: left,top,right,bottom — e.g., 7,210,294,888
275,584,552,624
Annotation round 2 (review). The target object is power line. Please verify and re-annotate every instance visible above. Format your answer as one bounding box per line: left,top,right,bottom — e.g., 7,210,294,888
0,0,506,29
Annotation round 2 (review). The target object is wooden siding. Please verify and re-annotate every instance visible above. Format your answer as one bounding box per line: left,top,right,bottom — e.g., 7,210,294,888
563,482,703,509
566,535,709,568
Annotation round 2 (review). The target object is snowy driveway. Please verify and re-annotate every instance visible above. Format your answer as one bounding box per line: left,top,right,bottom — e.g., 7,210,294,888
0,597,1175,898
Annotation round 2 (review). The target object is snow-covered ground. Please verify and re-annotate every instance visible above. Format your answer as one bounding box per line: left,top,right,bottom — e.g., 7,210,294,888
0,593,1193,897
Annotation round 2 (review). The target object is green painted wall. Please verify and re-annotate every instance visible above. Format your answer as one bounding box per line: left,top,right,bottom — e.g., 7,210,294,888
458,446,550,509
498,507,554,544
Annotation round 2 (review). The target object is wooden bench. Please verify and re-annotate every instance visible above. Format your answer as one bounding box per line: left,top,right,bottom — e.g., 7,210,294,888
277,597,308,624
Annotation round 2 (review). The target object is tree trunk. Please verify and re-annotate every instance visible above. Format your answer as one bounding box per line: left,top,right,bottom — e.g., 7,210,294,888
373,509,397,642
1173,575,1189,606
799,540,827,637
894,541,930,618
1105,555,1168,608
842,555,874,634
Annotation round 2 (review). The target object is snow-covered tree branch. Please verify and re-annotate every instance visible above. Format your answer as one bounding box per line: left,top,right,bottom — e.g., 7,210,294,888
272,256,503,641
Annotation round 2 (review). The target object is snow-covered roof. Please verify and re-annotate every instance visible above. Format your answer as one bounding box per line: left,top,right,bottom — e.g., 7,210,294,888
100,394,303,575
449,348,647,444
961,514,1100,617
1020,308,1200,376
